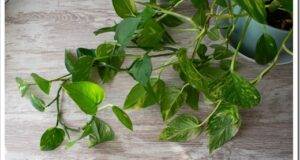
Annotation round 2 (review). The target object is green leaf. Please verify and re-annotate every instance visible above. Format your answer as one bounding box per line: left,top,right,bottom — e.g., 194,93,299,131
216,0,227,7
276,0,293,13
136,19,165,49
184,85,199,111
139,7,156,24
115,17,140,46
190,0,209,9
162,31,176,44
94,24,116,36
159,114,202,141
31,73,51,94
96,43,125,83
196,43,208,60
63,81,105,115
76,48,95,58
209,72,261,108
112,106,133,131
211,44,234,60
124,78,165,109
160,15,183,27
160,86,186,121
234,0,266,24
40,127,65,151
30,94,45,112
129,55,152,87
176,48,208,91
16,77,29,97
71,56,94,82
207,102,241,153
220,59,238,71
65,49,77,73
112,0,137,18
255,33,278,65
192,9,206,27
87,117,115,147
207,27,220,41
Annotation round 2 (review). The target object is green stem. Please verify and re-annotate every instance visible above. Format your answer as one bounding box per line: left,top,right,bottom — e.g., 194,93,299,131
156,0,184,21
251,30,293,85
197,101,222,128
230,17,251,71
283,44,293,55
50,74,71,82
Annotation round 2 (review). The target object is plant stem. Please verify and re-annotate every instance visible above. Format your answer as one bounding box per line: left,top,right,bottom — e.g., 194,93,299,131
283,44,293,55
197,101,222,128
230,17,251,71
150,52,176,58
156,0,184,21
50,74,71,82
98,104,113,111
251,30,293,85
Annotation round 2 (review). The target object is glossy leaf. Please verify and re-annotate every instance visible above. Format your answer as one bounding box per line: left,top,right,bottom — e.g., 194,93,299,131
30,94,45,112
207,27,220,41
124,78,165,109
63,81,105,115
112,106,133,131
209,72,261,108
71,56,94,82
160,86,186,121
234,0,266,24
211,44,234,60
115,17,140,46
40,127,65,151
31,73,51,94
96,43,125,83
76,48,95,58
160,114,202,141
94,24,116,36
65,49,77,73
255,33,278,65
192,9,206,27
128,55,152,87
112,0,137,18
136,19,165,49
196,43,208,60
87,117,115,147
16,77,29,97
207,102,241,153
177,48,208,91
184,85,199,111
160,15,183,27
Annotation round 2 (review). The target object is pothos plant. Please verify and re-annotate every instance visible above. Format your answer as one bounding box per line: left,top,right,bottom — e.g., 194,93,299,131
16,0,293,153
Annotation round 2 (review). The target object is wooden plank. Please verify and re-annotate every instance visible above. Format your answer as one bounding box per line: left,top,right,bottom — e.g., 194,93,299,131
5,0,292,159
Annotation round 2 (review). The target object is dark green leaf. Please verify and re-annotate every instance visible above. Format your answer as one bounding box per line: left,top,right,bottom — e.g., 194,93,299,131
196,43,208,60
129,55,152,87
31,73,51,94
207,27,220,41
160,114,202,141
276,0,293,13
209,72,261,108
115,17,140,46
160,15,183,27
30,94,45,112
176,48,208,91
94,24,116,36
192,9,206,27
220,59,238,70
16,77,29,97
191,0,209,9
234,0,267,24
76,48,95,58
136,19,165,49
112,106,133,131
216,0,227,7
40,127,65,151
96,43,125,83
71,56,94,82
207,102,241,153
124,78,165,109
65,49,77,73
112,0,137,18
184,85,199,110
139,7,156,24
211,44,234,60
162,31,176,44
255,33,278,65
63,81,105,115
87,117,114,147
160,86,186,121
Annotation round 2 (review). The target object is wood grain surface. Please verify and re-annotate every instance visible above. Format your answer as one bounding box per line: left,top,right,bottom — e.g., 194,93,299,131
5,0,293,159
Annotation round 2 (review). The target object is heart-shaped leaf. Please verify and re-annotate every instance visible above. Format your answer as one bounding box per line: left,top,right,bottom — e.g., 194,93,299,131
40,127,65,151
255,33,278,65
31,73,51,94
129,55,152,87
112,106,133,131
112,0,137,18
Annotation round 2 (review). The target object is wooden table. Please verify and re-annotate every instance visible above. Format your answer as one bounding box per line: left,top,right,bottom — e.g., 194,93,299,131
5,0,293,159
